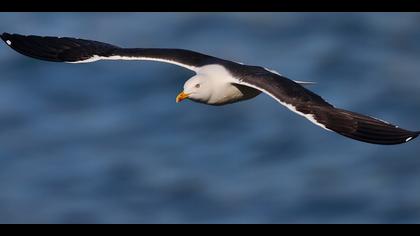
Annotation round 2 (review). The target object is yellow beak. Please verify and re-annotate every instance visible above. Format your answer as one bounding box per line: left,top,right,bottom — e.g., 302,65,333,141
176,91,190,103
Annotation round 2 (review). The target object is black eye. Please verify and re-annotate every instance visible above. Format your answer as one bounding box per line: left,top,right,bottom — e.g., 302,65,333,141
195,84,200,88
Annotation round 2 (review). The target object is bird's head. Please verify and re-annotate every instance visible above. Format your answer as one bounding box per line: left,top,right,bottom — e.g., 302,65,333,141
176,75,212,104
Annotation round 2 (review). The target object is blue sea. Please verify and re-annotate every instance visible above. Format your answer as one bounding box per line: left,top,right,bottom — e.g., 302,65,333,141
0,13,420,223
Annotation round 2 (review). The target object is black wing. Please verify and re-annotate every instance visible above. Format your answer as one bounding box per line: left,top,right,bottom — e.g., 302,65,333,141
0,33,222,72
233,67,419,145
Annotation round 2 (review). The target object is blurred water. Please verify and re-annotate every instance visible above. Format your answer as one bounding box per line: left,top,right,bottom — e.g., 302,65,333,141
0,13,420,223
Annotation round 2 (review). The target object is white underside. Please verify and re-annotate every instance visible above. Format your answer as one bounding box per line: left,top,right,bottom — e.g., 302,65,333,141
6,40,11,46
67,55,198,72
195,64,246,104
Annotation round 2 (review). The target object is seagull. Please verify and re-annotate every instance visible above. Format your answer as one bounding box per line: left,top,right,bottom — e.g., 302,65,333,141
1,32,419,145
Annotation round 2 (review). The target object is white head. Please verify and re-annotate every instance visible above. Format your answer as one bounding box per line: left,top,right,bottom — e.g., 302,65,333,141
176,75,213,104
175,64,250,105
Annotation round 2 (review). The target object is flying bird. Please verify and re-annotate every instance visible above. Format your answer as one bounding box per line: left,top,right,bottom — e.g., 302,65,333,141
1,32,419,145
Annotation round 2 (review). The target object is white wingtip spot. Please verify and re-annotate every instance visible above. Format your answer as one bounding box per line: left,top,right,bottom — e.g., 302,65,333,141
406,137,413,142
6,40,11,46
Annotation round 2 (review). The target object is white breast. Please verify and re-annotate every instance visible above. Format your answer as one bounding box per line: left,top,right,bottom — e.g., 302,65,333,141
196,64,260,105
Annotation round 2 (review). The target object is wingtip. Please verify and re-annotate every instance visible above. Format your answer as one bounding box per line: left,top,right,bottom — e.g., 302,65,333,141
1,32,11,45
404,131,420,143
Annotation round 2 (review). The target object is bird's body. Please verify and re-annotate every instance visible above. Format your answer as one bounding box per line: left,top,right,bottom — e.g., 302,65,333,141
185,64,262,105
1,32,419,145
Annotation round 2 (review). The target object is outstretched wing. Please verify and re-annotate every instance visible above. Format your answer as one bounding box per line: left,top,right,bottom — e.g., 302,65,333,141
0,33,223,72
233,67,419,145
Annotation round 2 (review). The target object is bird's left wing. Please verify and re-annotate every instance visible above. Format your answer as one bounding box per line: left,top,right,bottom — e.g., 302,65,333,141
232,67,419,145
1,33,222,72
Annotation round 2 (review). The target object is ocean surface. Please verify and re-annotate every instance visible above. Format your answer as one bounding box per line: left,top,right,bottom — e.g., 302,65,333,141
0,13,420,223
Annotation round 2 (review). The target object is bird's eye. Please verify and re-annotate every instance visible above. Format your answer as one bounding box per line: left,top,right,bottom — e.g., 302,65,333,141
195,84,200,88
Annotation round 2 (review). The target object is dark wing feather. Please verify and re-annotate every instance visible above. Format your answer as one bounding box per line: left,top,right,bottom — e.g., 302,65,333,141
232,66,419,145
310,106,419,145
1,33,119,62
0,33,220,71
